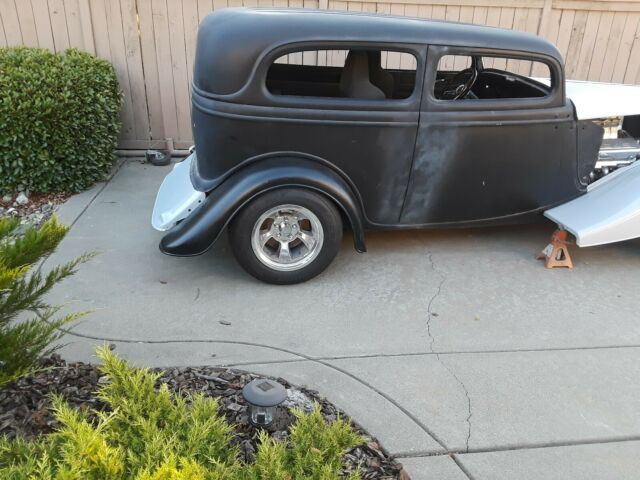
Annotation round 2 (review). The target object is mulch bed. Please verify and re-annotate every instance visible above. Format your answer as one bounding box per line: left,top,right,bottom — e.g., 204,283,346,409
0,355,409,479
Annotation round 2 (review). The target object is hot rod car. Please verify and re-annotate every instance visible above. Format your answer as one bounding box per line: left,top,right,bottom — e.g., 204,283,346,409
152,8,640,284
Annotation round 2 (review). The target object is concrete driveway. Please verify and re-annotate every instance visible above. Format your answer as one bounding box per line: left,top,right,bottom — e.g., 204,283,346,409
46,160,640,479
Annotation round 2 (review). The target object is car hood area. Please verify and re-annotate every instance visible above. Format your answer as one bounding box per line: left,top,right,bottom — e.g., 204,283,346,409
532,78,640,120
566,80,640,120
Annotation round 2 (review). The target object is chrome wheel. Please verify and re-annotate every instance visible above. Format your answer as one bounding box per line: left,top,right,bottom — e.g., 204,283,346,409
250,204,324,272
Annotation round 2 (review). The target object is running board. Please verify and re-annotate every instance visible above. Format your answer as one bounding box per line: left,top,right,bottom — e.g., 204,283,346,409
545,161,640,247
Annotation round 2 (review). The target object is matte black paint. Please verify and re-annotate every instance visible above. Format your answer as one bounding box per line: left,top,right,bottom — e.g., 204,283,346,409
191,94,420,224
161,8,597,256
161,158,367,256
576,120,605,186
622,115,640,138
193,8,562,98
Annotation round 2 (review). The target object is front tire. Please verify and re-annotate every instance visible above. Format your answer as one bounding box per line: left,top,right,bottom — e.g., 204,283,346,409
229,189,343,284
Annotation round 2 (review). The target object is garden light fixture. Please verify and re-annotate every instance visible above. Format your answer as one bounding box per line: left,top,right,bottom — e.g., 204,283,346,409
242,378,287,426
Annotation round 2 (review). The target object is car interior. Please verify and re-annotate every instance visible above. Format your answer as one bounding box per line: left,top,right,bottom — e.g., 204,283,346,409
266,49,417,100
433,54,551,100
265,49,551,101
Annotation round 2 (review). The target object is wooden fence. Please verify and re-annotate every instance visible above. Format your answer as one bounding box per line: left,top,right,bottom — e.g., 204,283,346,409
1,0,639,149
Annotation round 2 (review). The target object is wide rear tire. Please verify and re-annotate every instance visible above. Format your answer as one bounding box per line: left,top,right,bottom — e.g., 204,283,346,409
229,188,343,284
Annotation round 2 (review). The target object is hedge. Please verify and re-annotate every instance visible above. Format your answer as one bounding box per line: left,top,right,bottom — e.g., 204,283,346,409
0,47,122,193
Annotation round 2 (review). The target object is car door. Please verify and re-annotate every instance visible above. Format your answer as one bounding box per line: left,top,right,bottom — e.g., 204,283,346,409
237,44,427,225
400,45,580,226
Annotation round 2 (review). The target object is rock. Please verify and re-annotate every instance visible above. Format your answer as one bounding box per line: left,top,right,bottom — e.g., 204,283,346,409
226,402,244,412
2,194,11,203
41,203,52,213
15,192,28,205
283,388,314,412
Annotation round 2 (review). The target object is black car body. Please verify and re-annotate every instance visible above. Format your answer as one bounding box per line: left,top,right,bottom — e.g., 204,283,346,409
152,8,613,283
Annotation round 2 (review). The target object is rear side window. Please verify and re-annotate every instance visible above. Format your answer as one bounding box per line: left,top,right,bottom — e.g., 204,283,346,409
266,49,417,100
434,54,551,101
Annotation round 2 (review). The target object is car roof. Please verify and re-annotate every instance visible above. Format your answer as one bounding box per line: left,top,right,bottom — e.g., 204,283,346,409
194,8,563,96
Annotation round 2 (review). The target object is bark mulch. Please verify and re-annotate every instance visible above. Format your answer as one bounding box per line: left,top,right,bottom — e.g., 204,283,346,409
0,355,410,479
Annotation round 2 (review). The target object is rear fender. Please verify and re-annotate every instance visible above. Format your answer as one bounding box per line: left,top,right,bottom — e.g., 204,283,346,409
159,157,367,256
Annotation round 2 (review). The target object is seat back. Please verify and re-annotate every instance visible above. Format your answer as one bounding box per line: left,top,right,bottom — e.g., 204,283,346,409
339,51,385,100
368,51,394,99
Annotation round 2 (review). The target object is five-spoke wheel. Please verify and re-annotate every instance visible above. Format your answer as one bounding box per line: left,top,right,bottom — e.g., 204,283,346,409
230,189,342,284
250,204,324,272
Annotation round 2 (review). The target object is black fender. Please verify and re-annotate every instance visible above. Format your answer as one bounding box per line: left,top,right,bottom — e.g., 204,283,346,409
159,157,367,256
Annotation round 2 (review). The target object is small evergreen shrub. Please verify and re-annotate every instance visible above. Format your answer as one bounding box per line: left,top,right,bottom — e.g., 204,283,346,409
0,47,122,193
0,347,364,479
0,217,89,385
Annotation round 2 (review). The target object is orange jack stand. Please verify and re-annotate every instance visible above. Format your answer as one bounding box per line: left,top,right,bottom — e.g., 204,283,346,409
537,229,574,269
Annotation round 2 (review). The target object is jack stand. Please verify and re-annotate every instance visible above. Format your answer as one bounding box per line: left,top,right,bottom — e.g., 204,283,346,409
537,229,573,269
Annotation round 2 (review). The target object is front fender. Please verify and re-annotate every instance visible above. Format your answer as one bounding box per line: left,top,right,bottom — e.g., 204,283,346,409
159,158,367,256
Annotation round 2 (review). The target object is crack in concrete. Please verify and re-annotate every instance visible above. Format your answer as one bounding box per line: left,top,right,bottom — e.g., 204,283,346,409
51,324,451,452
425,251,473,453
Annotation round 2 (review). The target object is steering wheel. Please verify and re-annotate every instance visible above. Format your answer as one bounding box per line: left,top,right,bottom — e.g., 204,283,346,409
441,67,478,100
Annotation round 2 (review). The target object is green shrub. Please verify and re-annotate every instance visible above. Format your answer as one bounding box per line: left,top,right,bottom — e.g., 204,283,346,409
0,47,122,193
0,347,364,479
0,216,90,385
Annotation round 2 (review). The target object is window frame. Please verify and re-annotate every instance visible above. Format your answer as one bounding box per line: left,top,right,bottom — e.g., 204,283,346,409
424,45,564,112
257,41,426,111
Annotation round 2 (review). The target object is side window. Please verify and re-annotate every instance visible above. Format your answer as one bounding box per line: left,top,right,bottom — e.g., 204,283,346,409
434,54,552,101
266,49,417,100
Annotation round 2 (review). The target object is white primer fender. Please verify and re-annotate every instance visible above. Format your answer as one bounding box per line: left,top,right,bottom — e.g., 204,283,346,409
544,161,640,247
151,154,206,231
533,78,640,120
566,80,640,120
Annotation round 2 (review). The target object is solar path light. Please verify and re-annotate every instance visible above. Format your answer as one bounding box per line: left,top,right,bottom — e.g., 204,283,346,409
242,378,287,426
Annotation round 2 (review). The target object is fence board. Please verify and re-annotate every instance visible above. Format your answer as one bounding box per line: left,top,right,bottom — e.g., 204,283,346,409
574,10,601,79
198,0,213,21
64,0,86,49
612,12,639,82
30,1,56,50
167,0,192,142
77,0,95,53
0,10,6,47
417,4,433,17
151,0,179,144
588,11,614,79
137,0,166,147
89,0,112,61
14,0,39,47
48,0,70,51
121,0,151,142
565,10,588,78
599,11,627,81
472,6,488,24
103,0,136,140
1,0,640,149
1,0,23,46
183,0,200,97
624,16,640,83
